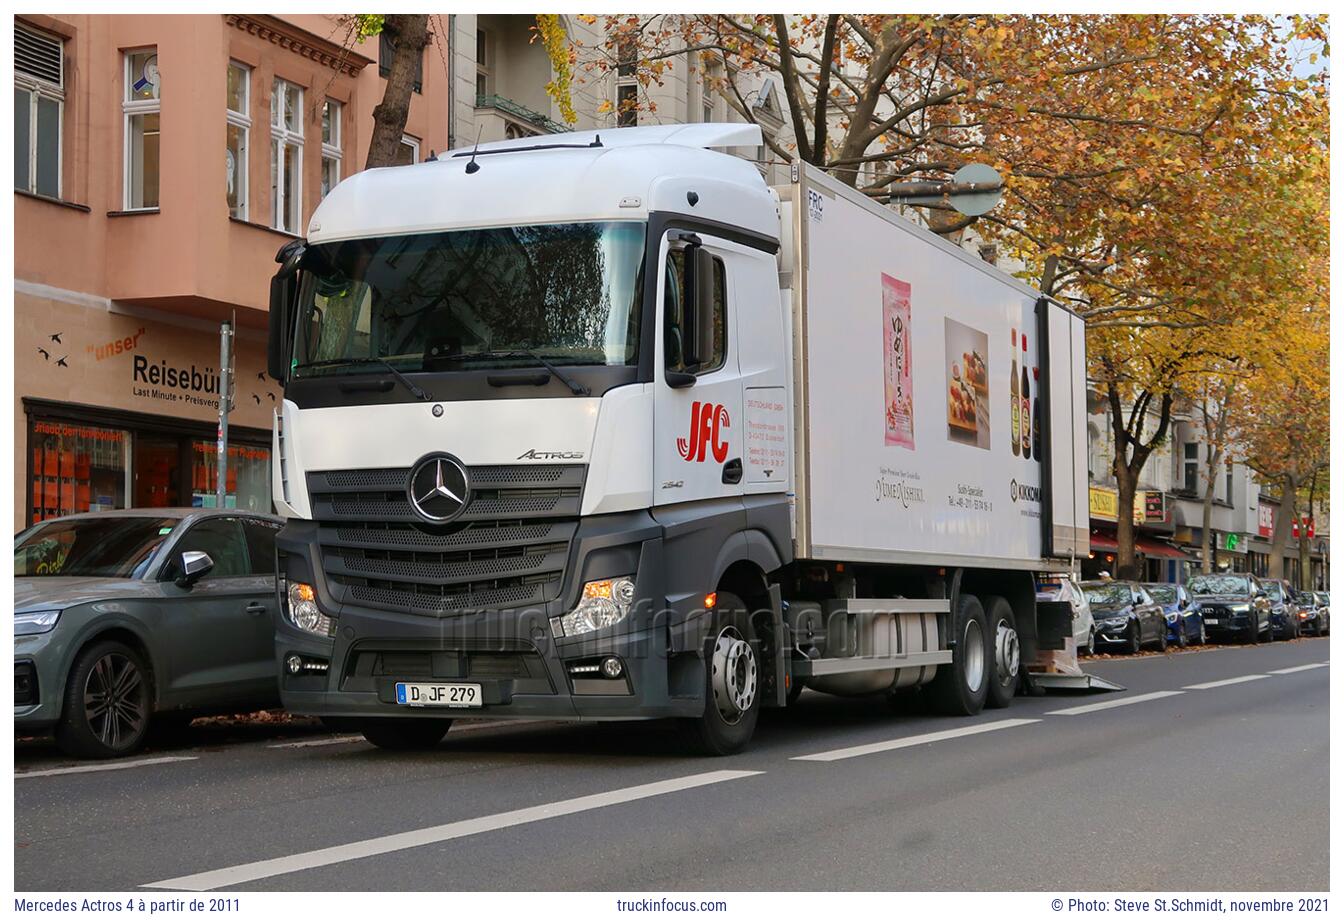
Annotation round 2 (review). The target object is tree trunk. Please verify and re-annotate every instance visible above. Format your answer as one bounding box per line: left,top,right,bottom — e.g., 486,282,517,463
1267,473,1298,580
365,15,431,170
1114,463,1140,580
1200,479,1217,574
1295,472,1316,590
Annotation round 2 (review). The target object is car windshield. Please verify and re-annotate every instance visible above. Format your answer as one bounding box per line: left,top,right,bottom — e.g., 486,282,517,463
1262,581,1284,601
1318,593,1330,605
14,516,177,579
1188,575,1250,596
291,222,647,377
1146,585,1177,604
1083,584,1130,606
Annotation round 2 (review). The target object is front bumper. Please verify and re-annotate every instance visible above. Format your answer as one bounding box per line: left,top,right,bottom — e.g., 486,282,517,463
14,630,63,729
1095,625,1132,646
1200,612,1255,635
275,514,708,723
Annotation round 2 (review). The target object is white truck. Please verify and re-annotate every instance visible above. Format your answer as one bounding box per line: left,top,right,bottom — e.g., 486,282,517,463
266,124,1090,754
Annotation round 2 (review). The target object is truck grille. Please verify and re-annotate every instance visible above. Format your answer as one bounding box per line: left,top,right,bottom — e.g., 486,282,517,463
306,464,584,616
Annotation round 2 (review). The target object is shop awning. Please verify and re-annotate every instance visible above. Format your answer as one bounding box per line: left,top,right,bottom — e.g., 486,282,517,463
1090,532,1119,552
1134,536,1188,560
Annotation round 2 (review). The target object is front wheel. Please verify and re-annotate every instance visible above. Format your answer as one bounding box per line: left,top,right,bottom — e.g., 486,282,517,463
55,641,153,759
1155,625,1168,653
1176,621,1189,649
983,595,1019,710
927,593,990,716
1127,622,1142,655
677,592,760,756
359,719,453,750
1197,619,1207,645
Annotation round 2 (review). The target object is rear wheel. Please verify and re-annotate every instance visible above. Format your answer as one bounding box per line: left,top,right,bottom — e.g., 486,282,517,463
359,719,453,750
1083,628,1097,657
928,593,989,716
55,641,153,759
677,592,760,756
983,596,1019,710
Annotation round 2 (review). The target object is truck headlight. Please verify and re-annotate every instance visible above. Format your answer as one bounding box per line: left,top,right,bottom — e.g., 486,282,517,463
285,582,333,637
554,576,636,638
14,610,60,636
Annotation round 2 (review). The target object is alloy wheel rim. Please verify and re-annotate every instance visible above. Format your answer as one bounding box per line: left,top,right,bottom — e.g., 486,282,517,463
963,618,985,692
83,653,145,750
995,619,1020,682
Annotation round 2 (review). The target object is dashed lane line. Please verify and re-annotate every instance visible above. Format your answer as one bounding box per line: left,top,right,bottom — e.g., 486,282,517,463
1184,674,1271,691
1269,662,1329,675
143,769,763,891
1046,690,1184,716
16,756,198,779
791,718,1039,762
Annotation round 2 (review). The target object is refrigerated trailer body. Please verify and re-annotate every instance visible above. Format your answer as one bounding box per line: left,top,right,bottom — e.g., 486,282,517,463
267,124,1090,753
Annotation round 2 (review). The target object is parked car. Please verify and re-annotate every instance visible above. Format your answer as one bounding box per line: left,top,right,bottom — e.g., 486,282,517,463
1260,578,1301,640
1144,582,1205,647
1037,576,1096,655
1080,581,1167,654
14,509,283,758
1186,573,1272,644
1297,591,1331,636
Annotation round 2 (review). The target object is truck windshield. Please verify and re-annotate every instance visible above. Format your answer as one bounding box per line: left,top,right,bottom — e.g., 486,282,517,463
291,221,646,377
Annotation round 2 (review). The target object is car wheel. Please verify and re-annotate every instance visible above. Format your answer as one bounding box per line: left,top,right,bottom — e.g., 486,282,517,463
55,640,153,759
359,719,453,750
1198,620,1207,645
927,593,990,716
1156,625,1168,653
676,592,761,756
1128,621,1142,655
983,595,1019,710
1084,629,1097,657
1176,621,1188,649
1248,618,1261,645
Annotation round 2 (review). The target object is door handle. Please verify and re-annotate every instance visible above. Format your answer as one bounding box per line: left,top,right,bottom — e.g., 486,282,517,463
722,458,743,484
246,602,268,616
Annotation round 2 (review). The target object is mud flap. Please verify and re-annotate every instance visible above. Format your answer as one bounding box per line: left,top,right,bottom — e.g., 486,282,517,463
1029,672,1126,693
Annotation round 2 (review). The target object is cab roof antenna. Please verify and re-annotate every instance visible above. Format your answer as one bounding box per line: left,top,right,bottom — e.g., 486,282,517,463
464,126,483,174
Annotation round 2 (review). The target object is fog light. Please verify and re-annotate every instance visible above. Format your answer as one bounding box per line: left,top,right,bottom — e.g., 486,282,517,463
601,657,624,679
286,654,303,675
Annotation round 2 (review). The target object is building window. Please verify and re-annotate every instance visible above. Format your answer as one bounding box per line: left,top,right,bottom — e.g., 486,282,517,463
15,23,64,198
320,99,341,199
1225,465,1234,506
225,61,250,220
395,134,419,166
475,29,490,100
271,78,303,233
191,441,273,511
123,48,161,209
379,30,423,94
702,60,721,123
614,38,638,128
1183,442,1199,493
30,420,132,524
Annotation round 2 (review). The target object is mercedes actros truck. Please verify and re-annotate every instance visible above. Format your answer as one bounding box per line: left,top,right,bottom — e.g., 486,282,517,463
266,123,1090,754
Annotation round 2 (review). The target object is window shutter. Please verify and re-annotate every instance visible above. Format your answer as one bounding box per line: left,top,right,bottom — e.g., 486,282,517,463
16,24,63,87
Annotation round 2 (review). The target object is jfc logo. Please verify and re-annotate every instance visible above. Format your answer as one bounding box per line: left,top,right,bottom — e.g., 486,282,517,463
677,401,731,463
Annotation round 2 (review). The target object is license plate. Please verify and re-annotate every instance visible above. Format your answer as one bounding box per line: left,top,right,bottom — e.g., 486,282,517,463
395,682,482,708
1203,618,1220,626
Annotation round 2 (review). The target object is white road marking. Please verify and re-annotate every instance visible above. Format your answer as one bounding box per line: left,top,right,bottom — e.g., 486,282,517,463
16,756,198,779
791,718,1039,763
1269,662,1330,675
1184,674,1270,690
1046,690,1184,716
143,769,763,891
267,735,365,749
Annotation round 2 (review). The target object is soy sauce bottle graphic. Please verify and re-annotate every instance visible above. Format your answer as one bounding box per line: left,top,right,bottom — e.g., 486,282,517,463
1032,366,1042,461
1020,334,1031,459
1010,328,1020,456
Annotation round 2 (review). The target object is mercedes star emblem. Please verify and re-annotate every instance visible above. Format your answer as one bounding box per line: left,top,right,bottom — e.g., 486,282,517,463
407,453,471,524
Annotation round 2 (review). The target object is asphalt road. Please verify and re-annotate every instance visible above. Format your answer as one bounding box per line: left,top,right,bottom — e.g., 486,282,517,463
15,636,1328,892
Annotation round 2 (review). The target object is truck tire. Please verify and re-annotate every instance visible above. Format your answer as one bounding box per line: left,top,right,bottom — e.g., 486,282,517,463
358,719,452,750
983,595,1019,710
928,593,989,717
55,640,154,759
677,592,760,755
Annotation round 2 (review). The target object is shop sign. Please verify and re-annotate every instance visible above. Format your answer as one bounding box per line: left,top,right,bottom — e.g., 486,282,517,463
1257,501,1275,538
1089,485,1119,521
1134,490,1166,524
1224,532,1241,551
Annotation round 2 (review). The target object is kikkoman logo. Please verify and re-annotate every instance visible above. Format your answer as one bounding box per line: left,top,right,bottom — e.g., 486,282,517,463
1010,479,1043,503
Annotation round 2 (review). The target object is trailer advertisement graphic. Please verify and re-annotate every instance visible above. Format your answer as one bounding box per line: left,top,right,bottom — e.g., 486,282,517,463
944,318,991,450
882,274,914,449
677,401,731,463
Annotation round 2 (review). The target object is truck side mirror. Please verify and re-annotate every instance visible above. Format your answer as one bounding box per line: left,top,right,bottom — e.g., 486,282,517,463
682,244,717,369
268,240,306,384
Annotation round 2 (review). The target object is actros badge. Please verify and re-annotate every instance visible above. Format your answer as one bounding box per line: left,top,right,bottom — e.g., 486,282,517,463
406,453,471,524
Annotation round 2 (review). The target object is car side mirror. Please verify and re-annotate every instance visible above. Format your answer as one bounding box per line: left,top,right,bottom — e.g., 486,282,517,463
1255,589,1267,599
682,243,717,368
175,551,214,589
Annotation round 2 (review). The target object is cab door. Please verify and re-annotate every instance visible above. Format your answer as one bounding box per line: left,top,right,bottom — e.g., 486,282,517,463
653,231,744,507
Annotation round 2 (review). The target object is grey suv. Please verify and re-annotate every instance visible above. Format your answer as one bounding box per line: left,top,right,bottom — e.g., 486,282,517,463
15,509,282,758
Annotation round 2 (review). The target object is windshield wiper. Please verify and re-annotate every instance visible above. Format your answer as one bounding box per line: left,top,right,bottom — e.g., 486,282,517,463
303,357,435,401
449,351,592,396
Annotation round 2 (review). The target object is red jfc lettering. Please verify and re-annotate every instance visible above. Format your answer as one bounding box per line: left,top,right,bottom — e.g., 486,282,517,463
678,401,731,463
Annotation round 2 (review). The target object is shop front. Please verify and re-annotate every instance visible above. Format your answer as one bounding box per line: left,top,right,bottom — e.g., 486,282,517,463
15,291,275,530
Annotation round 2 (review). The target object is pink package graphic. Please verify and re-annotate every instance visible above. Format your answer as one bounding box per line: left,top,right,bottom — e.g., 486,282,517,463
882,274,914,449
